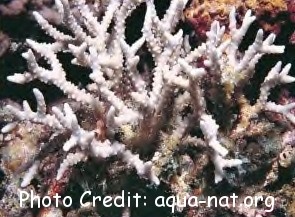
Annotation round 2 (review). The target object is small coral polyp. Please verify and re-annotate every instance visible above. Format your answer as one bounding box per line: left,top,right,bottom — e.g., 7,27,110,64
1,0,295,213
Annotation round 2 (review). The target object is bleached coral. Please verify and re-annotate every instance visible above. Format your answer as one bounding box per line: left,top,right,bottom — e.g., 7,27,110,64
3,0,295,194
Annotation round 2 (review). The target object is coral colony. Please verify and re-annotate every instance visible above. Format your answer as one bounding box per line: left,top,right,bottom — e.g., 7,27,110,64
0,0,295,216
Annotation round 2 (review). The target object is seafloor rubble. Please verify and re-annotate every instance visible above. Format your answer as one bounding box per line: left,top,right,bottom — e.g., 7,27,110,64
184,0,295,42
0,0,295,217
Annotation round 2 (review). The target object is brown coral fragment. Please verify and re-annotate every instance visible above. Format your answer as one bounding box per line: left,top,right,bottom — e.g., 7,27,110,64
0,0,29,16
1,122,47,174
288,0,295,44
264,145,295,187
0,32,10,58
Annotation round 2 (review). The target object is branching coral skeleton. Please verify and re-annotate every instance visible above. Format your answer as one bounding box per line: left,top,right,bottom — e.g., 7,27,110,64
2,0,295,191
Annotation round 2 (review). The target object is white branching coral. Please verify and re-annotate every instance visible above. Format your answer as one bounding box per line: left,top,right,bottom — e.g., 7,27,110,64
200,114,243,183
3,0,295,189
21,161,40,188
